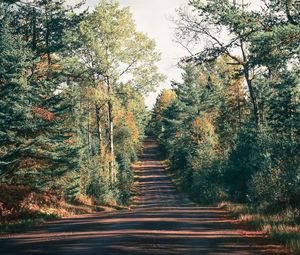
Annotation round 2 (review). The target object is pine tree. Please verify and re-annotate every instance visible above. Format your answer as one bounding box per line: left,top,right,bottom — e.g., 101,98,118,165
0,5,32,180
0,1,81,192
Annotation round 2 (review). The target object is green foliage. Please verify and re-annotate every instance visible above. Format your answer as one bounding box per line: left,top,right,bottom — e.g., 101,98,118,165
0,8,31,178
152,62,228,203
0,2,79,190
224,124,271,201
155,0,300,214
0,0,162,208
64,0,162,204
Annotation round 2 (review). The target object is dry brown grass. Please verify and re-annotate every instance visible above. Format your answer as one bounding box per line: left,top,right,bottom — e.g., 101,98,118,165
220,201,300,254
0,184,119,233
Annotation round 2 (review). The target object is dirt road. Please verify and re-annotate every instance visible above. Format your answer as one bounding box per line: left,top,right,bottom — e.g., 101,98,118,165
0,138,286,254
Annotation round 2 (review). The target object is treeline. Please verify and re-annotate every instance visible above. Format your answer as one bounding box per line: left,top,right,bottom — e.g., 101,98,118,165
0,0,163,208
151,0,299,210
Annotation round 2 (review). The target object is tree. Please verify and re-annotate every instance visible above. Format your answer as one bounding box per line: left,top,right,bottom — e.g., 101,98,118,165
0,0,81,192
152,60,238,202
170,0,300,207
175,0,264,124
0,0,163,208
0,4,31,179
76,0,164,183
151,89,177,135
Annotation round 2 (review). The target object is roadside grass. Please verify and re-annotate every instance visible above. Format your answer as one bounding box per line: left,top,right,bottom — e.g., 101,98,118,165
0,214,58,234
220,201,300,254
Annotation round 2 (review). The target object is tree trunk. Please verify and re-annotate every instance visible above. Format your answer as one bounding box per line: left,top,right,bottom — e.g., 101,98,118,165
45,11,51,67
95,105,103,155
87,101,92,155
106,114,110,145
107,79,115,183
243,67,260,125
285,0,297,25
31,9,37,51
239,40,260,125
237,84,242,129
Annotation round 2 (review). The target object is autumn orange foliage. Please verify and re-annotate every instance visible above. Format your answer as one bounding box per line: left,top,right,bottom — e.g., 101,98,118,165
191,116,216,141
126,111,139,143
33,107,55,121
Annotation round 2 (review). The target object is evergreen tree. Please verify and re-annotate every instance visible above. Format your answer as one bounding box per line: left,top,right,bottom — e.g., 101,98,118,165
0,4,32,180
0,0,81,192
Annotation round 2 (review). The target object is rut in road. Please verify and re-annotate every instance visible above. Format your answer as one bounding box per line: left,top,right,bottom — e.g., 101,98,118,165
0,138,286,255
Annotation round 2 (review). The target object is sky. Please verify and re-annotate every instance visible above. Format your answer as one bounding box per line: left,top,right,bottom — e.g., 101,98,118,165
79,0,189,108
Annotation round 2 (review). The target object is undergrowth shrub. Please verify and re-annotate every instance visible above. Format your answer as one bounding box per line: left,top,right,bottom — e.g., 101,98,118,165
250,167,288,209
0,184,62,224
